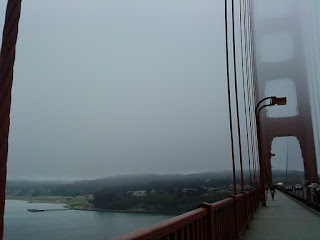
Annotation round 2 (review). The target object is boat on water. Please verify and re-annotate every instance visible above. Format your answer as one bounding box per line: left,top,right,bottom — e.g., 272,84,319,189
27,209,44,212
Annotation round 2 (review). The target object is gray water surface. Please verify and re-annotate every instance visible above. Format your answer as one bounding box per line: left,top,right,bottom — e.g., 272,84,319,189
4,200,174,240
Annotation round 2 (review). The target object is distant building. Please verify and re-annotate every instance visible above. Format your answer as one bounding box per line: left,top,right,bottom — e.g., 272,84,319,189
189,189,197,192
131,190,146,197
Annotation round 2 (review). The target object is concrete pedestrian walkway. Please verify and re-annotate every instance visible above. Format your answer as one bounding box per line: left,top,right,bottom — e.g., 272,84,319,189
243,190,320,240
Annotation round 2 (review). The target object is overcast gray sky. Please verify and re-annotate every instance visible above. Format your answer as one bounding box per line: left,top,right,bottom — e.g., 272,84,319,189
2,0,318,181
2,0,236,180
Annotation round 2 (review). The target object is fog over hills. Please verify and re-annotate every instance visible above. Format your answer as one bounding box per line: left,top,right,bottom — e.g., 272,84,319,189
8,171,234,186
7,169,309,192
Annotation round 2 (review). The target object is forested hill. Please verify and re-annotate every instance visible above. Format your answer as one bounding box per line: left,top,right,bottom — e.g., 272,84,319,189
6,171,234,196
6,170,304,197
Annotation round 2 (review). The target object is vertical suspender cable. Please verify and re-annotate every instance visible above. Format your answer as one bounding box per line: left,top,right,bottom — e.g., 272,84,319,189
285,139,289,185
303,2,320,176
232,0,245,192
248,0,260,184
239,0,252,188
248,0,258,188
244,0,256,188
245,0,256,188
245,0,257,188
246,0,260,186
310,2,320,154
225,0,237,195
313,1,320,165
0,1,22,239
310,2,320,115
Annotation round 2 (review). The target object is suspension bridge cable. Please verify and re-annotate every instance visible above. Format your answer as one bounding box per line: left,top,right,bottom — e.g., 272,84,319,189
244,0,257,188
311,1,320,114
243,0,255,187
247,0,258,188
239,0,252,188
225,0,237,195
246,0,258,188
243,0,257,188
232,0,245,192
303,1,320,174
247,0,261,186
313,0,320,163
310,2,320,152
248,4,258,188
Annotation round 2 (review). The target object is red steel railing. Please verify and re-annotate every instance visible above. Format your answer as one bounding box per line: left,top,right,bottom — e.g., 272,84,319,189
279,186,320,212
112,189,261,240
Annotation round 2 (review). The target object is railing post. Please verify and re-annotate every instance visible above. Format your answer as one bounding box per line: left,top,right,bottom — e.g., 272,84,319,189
241,192,248,227
251,190,255,212
253,189,257,210
230,195,239,240
307,187,312,205
250,190,254,214
255,189,260,209
198,202,214,240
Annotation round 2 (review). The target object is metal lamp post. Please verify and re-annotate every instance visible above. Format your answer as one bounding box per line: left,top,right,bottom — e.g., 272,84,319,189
265,153,275,187
255,96,287,206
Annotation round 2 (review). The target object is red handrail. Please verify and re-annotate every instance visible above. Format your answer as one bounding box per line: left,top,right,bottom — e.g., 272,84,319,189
279,186,320,212
112,189,261,240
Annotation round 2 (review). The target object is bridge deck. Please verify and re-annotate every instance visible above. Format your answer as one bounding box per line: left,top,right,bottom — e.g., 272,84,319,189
243,190,320,240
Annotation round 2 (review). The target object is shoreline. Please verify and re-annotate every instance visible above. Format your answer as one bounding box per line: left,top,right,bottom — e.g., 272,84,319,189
66,206,180,215
6,196,180,215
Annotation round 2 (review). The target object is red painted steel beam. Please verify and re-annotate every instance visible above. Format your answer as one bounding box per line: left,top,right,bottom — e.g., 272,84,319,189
0,1,22,239
262,114,318,184
264,116,304,138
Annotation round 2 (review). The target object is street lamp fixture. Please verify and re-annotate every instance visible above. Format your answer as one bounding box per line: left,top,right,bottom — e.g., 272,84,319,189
255,96,287,206
265,153,276,158
256,96,287,115
271,97,287,106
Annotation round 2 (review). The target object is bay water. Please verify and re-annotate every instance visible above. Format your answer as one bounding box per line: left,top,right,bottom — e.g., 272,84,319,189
4,200,174,240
